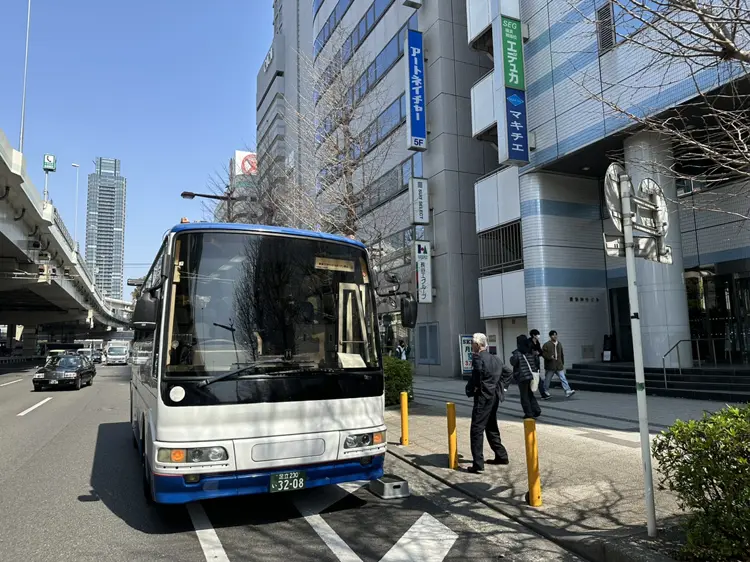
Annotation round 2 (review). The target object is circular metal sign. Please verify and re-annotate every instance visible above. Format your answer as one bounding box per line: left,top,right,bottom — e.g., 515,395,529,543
604,163,626,233
638,178,669,237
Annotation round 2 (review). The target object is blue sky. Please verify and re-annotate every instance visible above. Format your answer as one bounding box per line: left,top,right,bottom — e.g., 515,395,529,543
0,0,272,293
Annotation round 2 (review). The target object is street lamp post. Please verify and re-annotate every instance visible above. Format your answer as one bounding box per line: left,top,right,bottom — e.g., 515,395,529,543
181,189,246,223
72,163,80,248
19,0,32,153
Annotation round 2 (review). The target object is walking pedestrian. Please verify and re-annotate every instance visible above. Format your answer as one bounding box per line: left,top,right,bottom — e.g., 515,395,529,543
510,335,542,419
542,330,576,397
529,329,551,400
395,339,407,360
464,333,513,473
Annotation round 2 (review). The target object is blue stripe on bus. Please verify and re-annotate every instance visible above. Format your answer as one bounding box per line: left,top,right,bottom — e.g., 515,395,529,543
151,455,385,504
170,222,366,249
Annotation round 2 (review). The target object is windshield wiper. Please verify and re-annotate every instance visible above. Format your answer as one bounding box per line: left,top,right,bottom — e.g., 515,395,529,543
196,359,318,388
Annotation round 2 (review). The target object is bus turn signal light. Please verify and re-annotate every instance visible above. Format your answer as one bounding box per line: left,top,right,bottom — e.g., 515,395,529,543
171,449,186,463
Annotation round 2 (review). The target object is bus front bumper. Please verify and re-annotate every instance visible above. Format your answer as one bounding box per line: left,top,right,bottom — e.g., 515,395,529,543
151,454,385,504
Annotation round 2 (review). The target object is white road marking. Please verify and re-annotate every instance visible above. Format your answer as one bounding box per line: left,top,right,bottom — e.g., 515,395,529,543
380,513,458,561
0,378,23,387
305,514,364,562
187,503,230,562
295,482,458,562
16,397,52,417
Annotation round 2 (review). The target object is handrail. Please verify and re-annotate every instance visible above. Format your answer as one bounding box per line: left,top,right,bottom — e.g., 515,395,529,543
662,337,726,389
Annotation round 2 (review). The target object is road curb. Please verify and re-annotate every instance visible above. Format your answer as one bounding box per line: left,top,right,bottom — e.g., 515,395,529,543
386,448,675,562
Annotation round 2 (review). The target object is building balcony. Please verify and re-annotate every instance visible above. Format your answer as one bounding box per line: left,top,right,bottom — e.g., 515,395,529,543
466,0,492,52
471,70,497,141
474,167,520,233
479,270,526,319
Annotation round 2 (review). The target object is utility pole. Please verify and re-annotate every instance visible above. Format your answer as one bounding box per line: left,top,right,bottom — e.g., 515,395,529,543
19,0,32,153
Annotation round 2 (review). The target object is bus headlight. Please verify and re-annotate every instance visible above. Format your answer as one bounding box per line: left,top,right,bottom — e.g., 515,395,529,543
157,447,228,463
344,431,385,449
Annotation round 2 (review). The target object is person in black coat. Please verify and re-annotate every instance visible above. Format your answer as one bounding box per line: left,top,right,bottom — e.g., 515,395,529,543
465,333,513,473
529,329,551,400
510,334,542,419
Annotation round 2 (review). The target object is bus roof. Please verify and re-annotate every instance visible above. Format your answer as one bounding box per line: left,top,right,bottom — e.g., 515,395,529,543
169,222,366,250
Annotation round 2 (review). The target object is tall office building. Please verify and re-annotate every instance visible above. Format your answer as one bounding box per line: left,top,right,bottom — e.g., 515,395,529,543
256,0,313,228
85,157,127,300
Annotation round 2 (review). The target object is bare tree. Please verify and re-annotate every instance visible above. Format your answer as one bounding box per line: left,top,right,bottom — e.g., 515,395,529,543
257,24,414,267
562,0,750,216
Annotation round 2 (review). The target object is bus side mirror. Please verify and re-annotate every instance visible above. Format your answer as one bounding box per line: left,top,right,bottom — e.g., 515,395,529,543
132,293,157,332
400,295,418,328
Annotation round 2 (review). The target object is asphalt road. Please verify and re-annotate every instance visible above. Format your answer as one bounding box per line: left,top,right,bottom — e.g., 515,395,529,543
0,365,580,562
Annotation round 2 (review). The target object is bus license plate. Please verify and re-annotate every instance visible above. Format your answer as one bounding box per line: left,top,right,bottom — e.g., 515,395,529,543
269,471,306,493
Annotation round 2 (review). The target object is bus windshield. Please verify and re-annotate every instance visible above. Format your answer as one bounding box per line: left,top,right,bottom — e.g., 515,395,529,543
164,231,380,377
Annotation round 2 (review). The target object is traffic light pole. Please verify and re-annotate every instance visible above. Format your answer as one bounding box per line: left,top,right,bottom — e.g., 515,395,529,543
620,174,658,538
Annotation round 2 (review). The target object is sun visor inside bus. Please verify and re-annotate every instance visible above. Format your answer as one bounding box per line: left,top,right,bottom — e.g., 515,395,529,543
337,352,367,369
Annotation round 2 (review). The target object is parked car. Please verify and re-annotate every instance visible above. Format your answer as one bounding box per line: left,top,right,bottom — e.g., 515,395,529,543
33,354,96,391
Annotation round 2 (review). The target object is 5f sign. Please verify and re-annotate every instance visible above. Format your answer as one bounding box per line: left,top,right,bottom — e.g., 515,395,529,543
405,30,427,152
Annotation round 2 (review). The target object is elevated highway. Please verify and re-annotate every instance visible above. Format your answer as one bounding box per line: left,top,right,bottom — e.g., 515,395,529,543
0,128,130,336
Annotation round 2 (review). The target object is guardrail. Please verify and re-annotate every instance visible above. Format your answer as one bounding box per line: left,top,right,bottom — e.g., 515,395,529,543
53,208,75,251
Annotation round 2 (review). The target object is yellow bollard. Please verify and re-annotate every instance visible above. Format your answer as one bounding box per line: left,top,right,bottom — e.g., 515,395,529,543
523,418,543,507
447,402,458,469
400,391,409,446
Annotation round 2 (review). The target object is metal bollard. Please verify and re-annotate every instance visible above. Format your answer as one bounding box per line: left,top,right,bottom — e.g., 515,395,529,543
447,402,458,469
523,418,542,507
400,391,409,446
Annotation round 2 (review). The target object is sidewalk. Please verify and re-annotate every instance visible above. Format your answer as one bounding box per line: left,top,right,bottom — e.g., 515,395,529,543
385,376,737,561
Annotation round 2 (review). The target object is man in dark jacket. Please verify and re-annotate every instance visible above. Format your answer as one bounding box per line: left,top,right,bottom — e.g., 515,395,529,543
529,329,551,400
465,332,513,473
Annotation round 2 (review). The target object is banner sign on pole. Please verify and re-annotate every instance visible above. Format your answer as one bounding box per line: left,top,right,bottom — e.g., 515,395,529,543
413,241,433,303
460,334,474,374
405,30,427,152
409,178,429,225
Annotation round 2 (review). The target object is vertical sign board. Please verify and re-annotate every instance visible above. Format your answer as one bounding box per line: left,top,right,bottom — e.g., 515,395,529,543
460,334,474,375
409,177,430,225
495,7,529,167
405,30,427,152
413,241,433,303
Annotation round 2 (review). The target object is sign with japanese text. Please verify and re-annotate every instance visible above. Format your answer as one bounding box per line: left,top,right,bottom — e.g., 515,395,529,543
43,154,56,172
495,13,529,166
504,88,529,164
409,177,429,225
413,241,433,303
460,334,474,374
501,17,525,90
405,30,427,152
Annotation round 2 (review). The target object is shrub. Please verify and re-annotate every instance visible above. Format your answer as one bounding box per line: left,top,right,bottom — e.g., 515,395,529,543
651,404,750,561
383,355,413,407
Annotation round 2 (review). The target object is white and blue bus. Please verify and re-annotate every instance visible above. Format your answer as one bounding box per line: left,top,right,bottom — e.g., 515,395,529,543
129,223,417,504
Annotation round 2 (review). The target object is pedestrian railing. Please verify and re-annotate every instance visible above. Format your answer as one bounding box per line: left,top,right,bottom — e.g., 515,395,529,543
661,337,730,387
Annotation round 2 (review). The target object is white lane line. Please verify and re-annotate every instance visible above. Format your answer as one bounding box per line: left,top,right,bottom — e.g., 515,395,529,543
187,503,230,562
0,378,23,387
17,397,53,417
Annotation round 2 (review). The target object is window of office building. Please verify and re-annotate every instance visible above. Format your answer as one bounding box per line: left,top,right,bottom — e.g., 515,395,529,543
417,323,440,365
478,221,524,277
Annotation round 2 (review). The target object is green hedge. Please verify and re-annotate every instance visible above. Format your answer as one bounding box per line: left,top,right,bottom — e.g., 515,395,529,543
383,355,413,407
652,404,750,561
